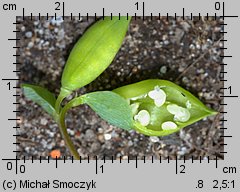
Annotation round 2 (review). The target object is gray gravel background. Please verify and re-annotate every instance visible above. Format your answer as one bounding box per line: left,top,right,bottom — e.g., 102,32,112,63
16,16,224,160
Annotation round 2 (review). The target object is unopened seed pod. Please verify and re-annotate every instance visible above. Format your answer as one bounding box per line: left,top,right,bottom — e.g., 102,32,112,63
61,16,131,92
113,79,217,136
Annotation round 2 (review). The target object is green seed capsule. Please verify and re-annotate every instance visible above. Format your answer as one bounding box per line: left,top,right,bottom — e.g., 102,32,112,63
113,79,217,136
61,16,131,92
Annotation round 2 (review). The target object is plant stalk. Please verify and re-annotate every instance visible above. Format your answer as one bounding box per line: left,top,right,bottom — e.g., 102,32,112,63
57,110,80,160
55,88,72,114
57,96,84,160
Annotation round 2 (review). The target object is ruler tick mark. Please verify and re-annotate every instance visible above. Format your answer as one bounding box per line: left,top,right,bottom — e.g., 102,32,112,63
2,78,20,81
8,39,20,41
182,8,184,20
142,2,145,20
135,156,137,168
62,2,65,20
220,135,232,138
23,8,25,20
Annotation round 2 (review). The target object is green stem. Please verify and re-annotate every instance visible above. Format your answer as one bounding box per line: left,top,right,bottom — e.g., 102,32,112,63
57,96,85,160
55,87,72,114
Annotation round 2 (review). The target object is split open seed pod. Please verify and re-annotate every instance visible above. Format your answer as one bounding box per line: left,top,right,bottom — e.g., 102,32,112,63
113,79,217,136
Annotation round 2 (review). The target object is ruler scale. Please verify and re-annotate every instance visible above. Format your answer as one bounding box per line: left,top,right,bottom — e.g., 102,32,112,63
0,0,239,191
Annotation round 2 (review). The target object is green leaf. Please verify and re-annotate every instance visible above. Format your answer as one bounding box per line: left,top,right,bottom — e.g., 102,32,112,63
113,79,217,136
22,84,56,117
61,16,131,92
82,91,134,130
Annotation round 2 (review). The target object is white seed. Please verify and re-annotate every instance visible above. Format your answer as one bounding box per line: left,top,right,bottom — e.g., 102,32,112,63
134,110,150,126
186,100,191,109
162,121,177,130
154,99,165,107
130,103,139,115
167,104,190,122
148,86,166,107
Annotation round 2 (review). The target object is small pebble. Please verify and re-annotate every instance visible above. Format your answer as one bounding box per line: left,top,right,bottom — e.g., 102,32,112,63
182,77,189,84
21,26,26,32
50,149,61,159
38,29,44,35
149,136,160,143
40,118,48,126
27,41,34,48
50,16,64,26
97,127,104,134
104,133,111,140
90,142,101,153
85,129,96,142
25,31,33,38
160,66,167,74
33,21,39,26
177,147,187,156
67,129,75,136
